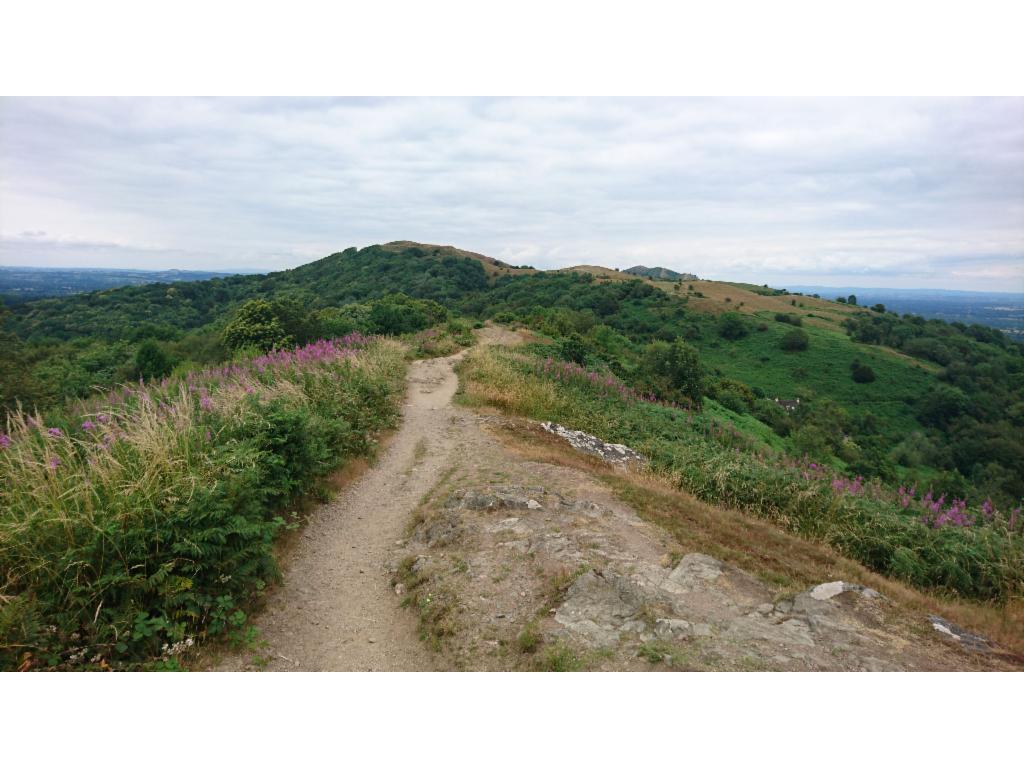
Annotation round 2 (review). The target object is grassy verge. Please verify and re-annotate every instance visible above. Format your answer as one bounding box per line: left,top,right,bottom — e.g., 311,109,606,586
457,346,1023,604
0,336,406,670
407,318,477,358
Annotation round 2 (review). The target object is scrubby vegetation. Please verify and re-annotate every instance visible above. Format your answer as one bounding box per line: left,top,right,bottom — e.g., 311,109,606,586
0,336,405,670
458,346,1023,602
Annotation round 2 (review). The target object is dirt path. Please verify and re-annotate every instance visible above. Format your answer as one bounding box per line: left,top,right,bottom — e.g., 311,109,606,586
216,327,515,671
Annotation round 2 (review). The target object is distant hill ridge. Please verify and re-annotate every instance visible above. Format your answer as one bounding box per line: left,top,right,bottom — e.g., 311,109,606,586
624,265,698,281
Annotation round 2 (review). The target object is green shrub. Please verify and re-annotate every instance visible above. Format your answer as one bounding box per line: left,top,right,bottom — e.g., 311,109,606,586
717,312,748,340
134,340,174,381
638,340,706,407
559,334,589,365
780,329,810,352
851,361,876,383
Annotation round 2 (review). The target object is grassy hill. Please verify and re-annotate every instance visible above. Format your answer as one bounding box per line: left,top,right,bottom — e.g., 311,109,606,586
3,239,1022,669
3,240,1021,509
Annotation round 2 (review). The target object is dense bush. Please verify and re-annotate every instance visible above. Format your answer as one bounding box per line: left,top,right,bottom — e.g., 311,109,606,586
779,329,810,351
716,312,748,340
134,340,174,381
851,361,876,383
0,337,405,669
638,340,706,407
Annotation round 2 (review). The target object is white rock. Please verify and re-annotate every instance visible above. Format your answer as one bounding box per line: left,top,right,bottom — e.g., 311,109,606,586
810,581,847,600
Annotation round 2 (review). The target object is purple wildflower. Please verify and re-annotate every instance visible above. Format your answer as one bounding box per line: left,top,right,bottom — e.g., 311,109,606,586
47,455,60,470
47,427,63,438
81,420,95,431
980,498,994,520
0,433,10,449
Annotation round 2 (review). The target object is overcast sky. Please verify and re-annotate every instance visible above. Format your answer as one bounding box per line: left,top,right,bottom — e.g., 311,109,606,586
1,97,1022,291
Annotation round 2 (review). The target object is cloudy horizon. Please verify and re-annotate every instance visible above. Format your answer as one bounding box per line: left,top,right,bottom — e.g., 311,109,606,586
1,97,1022,292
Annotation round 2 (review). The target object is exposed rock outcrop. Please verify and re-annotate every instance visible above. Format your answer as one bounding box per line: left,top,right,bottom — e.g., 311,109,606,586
540,422,646,466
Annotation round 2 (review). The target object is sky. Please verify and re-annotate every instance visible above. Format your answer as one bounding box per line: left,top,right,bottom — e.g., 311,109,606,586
1,97,1022,292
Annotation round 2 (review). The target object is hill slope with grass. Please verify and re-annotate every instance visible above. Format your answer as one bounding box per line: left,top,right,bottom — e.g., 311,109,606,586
3,241,1021,506
2,241,1022,669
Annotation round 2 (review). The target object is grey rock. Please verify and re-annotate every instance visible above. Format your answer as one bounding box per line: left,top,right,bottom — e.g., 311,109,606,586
540,422,646,465
412,513,463,548
928,615,992,653
488,517,531,536
808,581,882,601
446,485,550,513
553,570,649,648
662,553,724,594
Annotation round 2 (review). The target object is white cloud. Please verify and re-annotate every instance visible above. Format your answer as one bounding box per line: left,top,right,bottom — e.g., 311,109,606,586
0,97,1021,291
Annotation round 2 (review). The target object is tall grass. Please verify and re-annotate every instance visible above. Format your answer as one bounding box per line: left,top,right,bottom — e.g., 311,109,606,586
458,347,1024,603
0,336,406,669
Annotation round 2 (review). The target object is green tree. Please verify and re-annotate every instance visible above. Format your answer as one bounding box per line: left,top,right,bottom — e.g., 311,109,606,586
223,299,291,352
134,341,174,381
848,294,858,306
639,339,706,407
918,385,968,427
559,334,589,365
269,296,321,344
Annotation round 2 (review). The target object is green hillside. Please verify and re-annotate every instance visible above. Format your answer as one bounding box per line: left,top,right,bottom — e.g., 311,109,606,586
2,241,1022,508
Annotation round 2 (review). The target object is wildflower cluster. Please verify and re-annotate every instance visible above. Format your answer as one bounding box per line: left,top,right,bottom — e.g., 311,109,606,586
831,475,865,497
536,357,643,403
896,486,1024,531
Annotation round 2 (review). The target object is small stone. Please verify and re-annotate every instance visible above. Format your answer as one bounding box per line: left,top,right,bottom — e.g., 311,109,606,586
394,583,406,596
527,499,542,509
368,638,376,644
756,603,774,615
